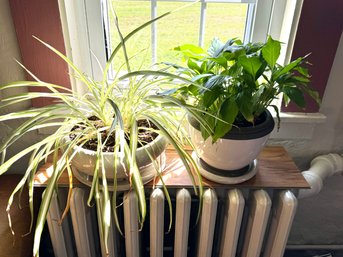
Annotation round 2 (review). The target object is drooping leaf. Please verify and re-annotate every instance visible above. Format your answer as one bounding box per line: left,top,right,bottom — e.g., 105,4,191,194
209,56,227,69
261,36,281,69
143,114,199,196
295,66,310,77
245,42,264,54
239,102,254,123
222,44,245,55
202,75,227,92
293,76,311,83
303,87,321,106
255,60,268,80
272,57,303,81
226,63,241,77
187,58,202,73
238,56,262,79
212,98,238,142
201,114,215,141
283,93,290,106
202,86,221,108
282,86,305,108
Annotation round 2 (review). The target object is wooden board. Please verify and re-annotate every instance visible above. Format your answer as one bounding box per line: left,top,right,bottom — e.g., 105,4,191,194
34,146,309,189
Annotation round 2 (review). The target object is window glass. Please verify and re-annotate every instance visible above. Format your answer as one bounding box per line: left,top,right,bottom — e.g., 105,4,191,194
108,1,152,71
204,3,247,44
156,2,201,66
106,0,249,70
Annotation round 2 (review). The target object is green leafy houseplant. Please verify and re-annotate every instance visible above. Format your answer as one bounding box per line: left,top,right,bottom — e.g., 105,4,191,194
0,10,205,257
169,36,321,142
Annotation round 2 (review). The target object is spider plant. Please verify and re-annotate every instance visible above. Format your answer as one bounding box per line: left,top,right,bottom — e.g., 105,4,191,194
0,8,207,257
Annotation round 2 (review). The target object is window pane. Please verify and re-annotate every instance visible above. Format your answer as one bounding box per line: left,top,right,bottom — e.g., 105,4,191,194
108,0,152,71
107,1,248,70
156,2,201,65
204,3,247,45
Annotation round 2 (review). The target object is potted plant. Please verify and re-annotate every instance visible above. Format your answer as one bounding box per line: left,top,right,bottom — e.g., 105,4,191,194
168,36,320,177
0,11,206,257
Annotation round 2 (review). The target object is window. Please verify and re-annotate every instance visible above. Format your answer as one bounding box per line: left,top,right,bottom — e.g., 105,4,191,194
59,0,319,139
59,0,302,86
9,0,341,140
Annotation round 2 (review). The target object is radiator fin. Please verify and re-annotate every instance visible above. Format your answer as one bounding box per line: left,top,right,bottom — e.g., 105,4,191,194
263,190,298,257
174,188,191,257
219,189,245,257
241,189,271,257
196,189,218,257
48,187,297,257
47,191,75,257
150,188,165,257
70,188,98,257
123,191,140,257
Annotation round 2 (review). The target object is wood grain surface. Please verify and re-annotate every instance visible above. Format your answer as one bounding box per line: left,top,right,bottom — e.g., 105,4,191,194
34,146,309,189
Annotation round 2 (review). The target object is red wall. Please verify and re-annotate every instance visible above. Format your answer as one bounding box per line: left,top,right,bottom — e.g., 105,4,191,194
10,0,71,107
282,0,343,112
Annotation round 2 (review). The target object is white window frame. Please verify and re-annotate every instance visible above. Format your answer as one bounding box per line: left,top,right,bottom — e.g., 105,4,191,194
58,0,299,82
58,0,326,140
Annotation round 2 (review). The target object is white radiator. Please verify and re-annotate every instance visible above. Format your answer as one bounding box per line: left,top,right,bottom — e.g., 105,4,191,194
46,188,297,257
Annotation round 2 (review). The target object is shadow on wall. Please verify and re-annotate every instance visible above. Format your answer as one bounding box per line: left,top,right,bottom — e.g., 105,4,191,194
288,175,343,248
0,175,43,257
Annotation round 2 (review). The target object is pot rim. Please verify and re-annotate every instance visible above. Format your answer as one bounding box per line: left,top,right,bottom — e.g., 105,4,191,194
66,134,166,156
189,109,275,140
222,110,275,140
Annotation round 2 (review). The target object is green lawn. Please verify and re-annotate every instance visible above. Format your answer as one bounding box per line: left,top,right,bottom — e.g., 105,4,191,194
109,1,247,70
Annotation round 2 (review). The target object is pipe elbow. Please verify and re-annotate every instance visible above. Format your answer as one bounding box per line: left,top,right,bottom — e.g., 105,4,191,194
298,171,323,199
298,153,343,199
310,154,343,179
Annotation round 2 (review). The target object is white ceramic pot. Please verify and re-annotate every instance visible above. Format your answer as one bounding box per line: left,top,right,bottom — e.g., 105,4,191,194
190,110,275,171
65,135,167,180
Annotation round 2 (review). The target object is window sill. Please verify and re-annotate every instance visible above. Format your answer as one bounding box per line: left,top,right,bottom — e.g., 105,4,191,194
269,110,326,139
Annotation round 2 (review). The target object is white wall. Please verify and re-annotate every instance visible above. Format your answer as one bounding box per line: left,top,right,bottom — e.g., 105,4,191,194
269,32,343,169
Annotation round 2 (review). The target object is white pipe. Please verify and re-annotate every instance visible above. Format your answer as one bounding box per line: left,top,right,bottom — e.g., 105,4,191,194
298,153,343,199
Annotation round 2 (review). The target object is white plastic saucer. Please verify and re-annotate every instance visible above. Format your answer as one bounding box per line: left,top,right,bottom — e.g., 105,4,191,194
192,152,258,184
72,152,166,191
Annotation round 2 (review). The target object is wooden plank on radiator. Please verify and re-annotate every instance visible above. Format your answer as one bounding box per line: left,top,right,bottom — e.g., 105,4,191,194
150,188,165,257
219,189,245,257
174,188,191,257
124,191,140,257
196,189,218,257
35,146,309,190
241,190,271,257
263,190,298,257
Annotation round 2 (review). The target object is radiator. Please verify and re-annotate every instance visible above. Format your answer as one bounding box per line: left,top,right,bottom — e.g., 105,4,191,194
46,188,297,257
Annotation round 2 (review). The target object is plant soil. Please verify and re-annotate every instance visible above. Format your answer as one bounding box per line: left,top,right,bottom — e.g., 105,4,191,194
234,112,266,127
69,116,159,152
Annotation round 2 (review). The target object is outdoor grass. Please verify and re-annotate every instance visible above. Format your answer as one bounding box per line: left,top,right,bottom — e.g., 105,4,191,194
109,1,247,70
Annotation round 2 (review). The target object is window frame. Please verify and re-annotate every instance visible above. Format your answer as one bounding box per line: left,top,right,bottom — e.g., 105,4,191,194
58,0,298,85
57,0,329,139
9,0,341,139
